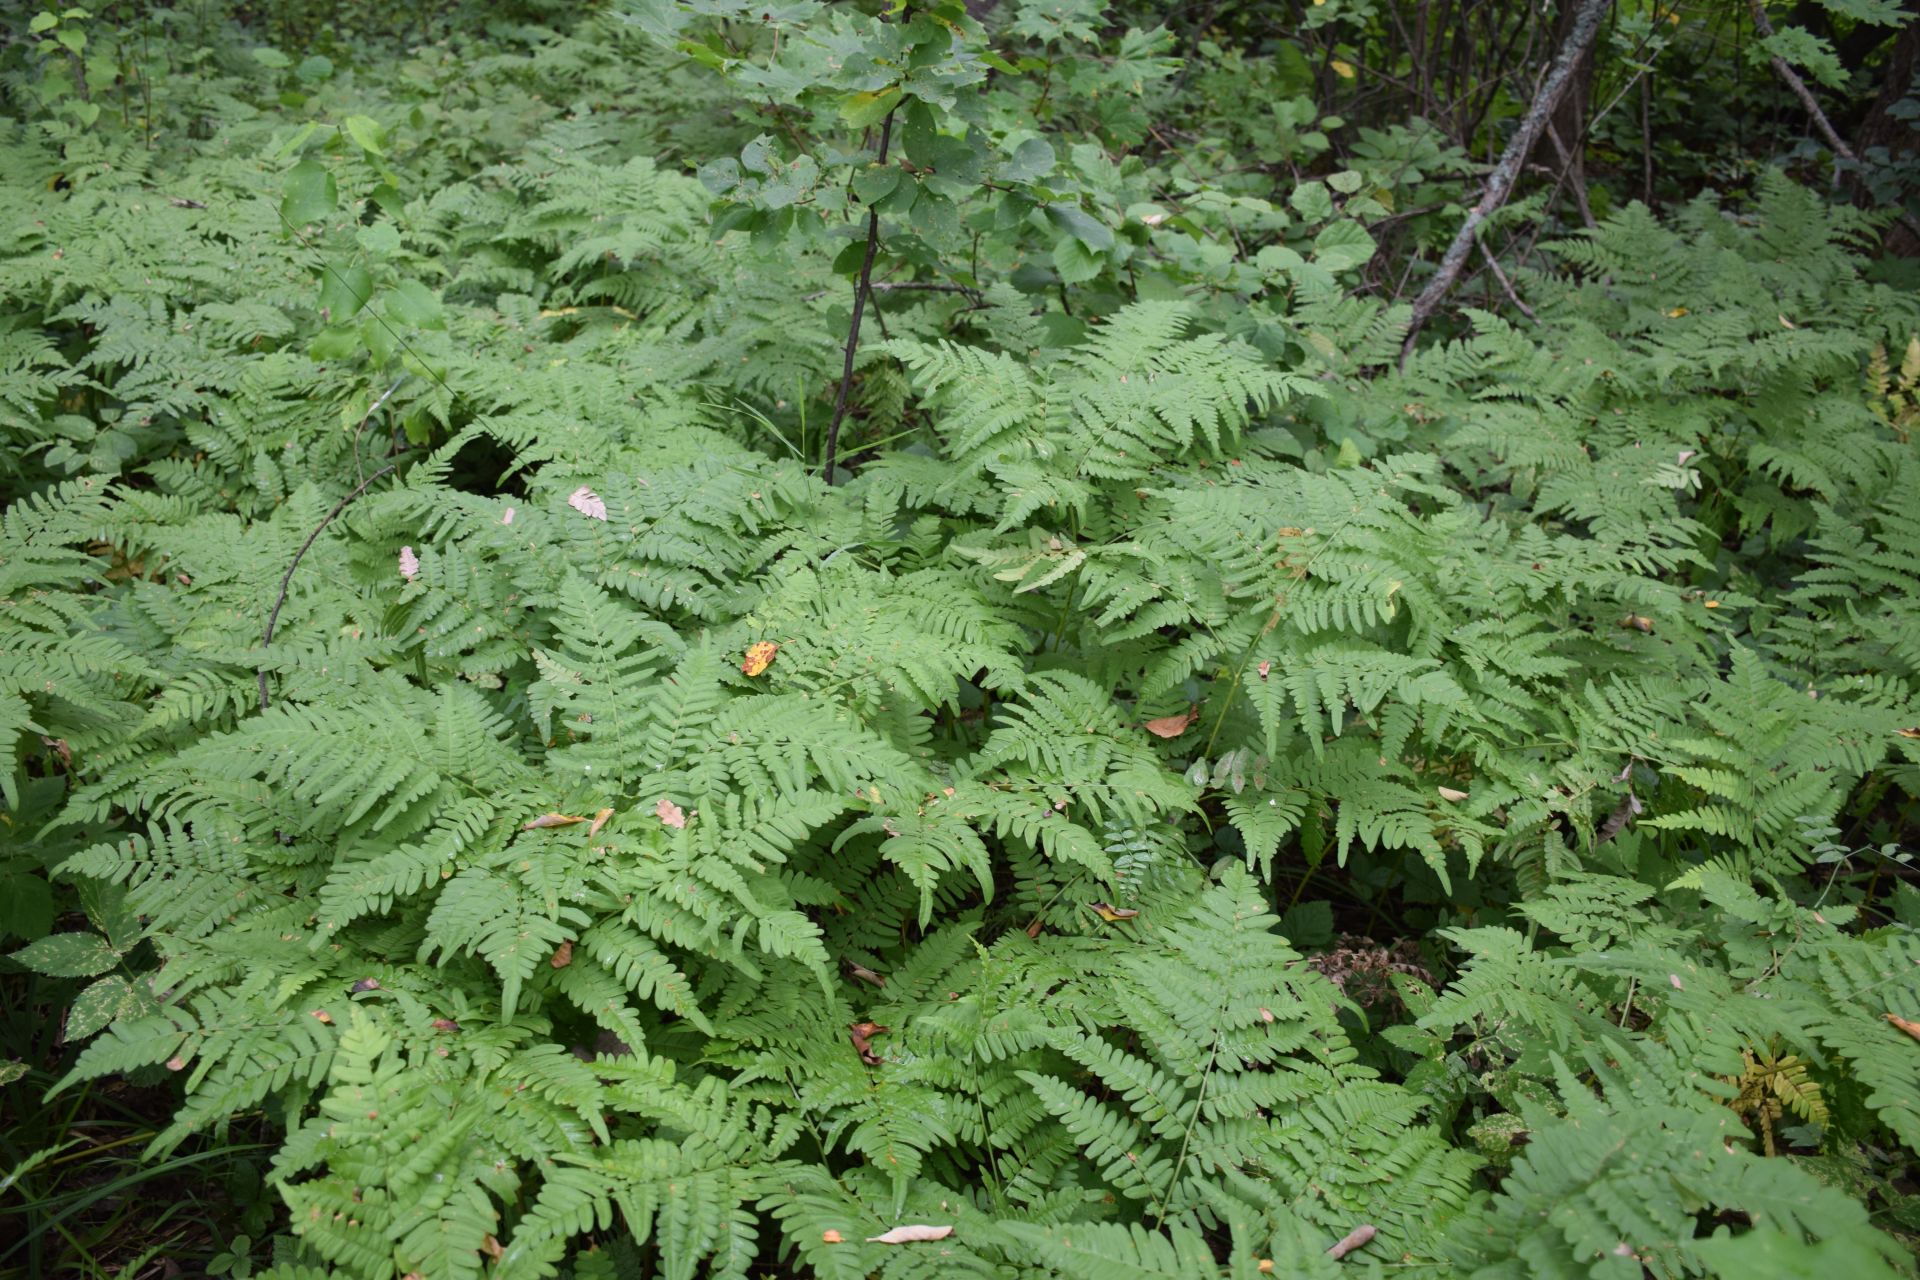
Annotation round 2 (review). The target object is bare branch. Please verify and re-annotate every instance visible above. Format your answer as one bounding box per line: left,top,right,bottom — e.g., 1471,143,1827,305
822,109,897,485
1398,0,1612,368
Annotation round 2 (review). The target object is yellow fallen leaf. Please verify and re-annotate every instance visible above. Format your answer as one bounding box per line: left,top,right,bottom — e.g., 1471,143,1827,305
741,641,778,677
1619,614,1654,634
588,807,614,838
1666,307,1688,318
1331,59,1356,79
1090,902,1141,922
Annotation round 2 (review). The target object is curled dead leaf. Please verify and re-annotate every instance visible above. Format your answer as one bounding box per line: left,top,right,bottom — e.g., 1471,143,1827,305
849,1021,889,1066
865,1225,953,1245
1090,902,1140,923
481,1235,505,1261
655,797,687,829
1619,614,1654,634
1899,727,1920,740
567,486,608,520
1326,1224,1376,1261
741,641,779,677
550,940,573,969
822,1230,844,1244
523,813,587,830
1144,709,1196,739
311,1010,333,1024
588,807,614,838
431,1018,461,1033
847,963,886,988
1436,786,1468,802
1886,1012,1920,1043
351,978,381,993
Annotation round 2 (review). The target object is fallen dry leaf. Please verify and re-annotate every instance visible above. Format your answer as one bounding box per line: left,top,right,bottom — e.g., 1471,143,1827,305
501,506,515,525
1619,614,1654,634
865,1225,952,1245
1144,709,1196,738
431,1018,461,1033
1258,1263,1274,1275
741,640,779,677
849,1020,889,1066
1326,1224,1376,1261
481,1235,505,1261
588,807,614,838
398,545,420,581
1090,902,1141,922
1899,727,1920,740
821,1230,844,1244
550,940,573,969
1024,917,1044,939
655,797,687,829
311,1010,333,1024
1887,1012,1920,1043
165,1056,186,1071
568,486,608,520
1257,660,1272,679
847,963,886,988
1436,786,1468,802
523,813,587,830
351,978,381,993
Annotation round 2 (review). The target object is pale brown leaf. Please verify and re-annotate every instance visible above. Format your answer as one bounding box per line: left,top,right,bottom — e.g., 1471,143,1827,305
523,813,587,830
865,1225,953,1245
1143,710,1195,739
849,1021,889,1066
847,963,886,988
568,486,608,520
588,807,614,838
1325,1224,1376,1261
1887,1012,1920,1043
550,940,573,969
655,797,687,829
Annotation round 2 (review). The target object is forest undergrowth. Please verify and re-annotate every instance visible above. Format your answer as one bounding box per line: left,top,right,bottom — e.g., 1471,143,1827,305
3,0,1920,1276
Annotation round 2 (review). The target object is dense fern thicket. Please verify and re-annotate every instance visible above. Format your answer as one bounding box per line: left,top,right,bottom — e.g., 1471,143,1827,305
3,0,1920,1276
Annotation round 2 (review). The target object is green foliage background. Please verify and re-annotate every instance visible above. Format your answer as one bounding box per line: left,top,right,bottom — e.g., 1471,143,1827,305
3,0,1920,1276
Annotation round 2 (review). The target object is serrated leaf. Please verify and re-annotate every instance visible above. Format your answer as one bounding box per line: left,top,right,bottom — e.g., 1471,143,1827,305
13,932,117,978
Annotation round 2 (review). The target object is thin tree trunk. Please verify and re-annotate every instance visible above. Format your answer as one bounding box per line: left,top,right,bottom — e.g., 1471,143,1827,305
822,110,897,485
1399,0,1613,367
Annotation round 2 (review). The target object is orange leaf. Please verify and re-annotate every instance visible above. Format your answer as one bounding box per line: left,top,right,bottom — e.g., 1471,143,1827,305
523,813,587,830
822,1230,844,1244
1144,710,1195,739
1887,1013,1920,1043
1090,902,1140,922
588,807,614,838
655,797,687,829
741,641,779,677
865,1225,953,1244
481,1235,505,1261
550,940,573,969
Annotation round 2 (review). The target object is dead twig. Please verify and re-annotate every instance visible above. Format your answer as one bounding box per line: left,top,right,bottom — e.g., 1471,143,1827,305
1399,0,1613,368
822,109,897,486
257,465,397,710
